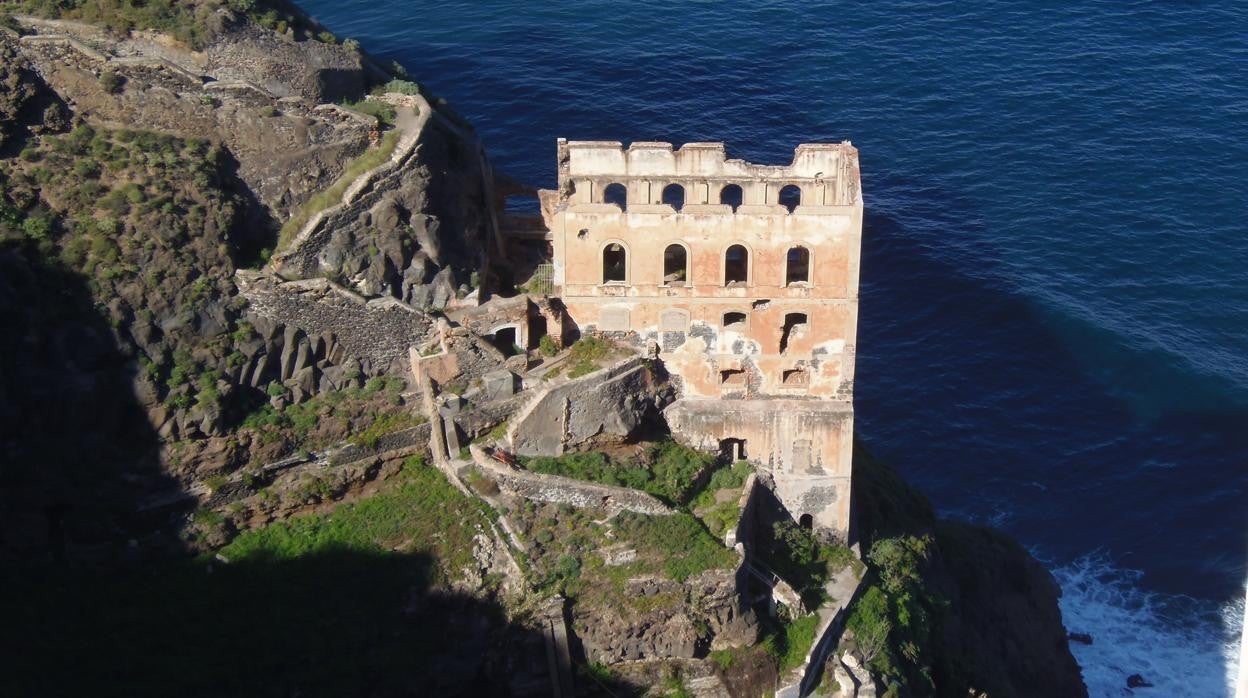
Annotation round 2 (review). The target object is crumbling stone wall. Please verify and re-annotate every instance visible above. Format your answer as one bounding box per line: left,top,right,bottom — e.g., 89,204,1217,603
470,445,672,515
10,18,375,221
238,271,432,377
506,358,670,456
273,95,494,310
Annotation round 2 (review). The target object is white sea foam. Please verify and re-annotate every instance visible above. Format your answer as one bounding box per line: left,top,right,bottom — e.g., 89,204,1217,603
1052,554,1243,697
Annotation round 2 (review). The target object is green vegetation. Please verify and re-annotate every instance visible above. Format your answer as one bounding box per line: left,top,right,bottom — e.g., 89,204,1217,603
7,0,343,49
277,130,400,252
485,419,509,443
0,123,266,419
763,612,821,673
512,492,736,617
0,460,513,695
841,535,938,692
371,78,423,96
563,335,621,378
238,378,413,454
348,411,425,449
539,334,559,357
613,511,737,582
222,457,493,577
522,439,712,505
339,98,396,126
691,459,751,537
846,585,891,665
758,519,857,608
98,69,122,94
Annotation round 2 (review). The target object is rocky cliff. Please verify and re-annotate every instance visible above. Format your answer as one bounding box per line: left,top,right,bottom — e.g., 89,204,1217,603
0,5,1088,697
839,444,1087,697
0,5,489,558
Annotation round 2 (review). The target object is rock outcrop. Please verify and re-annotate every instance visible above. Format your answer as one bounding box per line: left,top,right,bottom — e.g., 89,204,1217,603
846,444,1088,697
576,569,758,664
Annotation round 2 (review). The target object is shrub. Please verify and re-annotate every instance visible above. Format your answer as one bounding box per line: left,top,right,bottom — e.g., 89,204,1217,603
99,69,122,94
340,98,396,126
539,335,558,357
21,215,53,242
847,586,891,664
373,79,422,96
645,440,714,504
204,475,229,493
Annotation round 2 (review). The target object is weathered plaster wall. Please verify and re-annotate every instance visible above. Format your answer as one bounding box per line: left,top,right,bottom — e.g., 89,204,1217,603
666,399,853,533
547,139,860,401
543,140,862,537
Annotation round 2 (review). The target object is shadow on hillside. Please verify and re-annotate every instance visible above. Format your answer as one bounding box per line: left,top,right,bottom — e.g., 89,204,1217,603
0,243,180,561
216,147,279,268
0,547,622,697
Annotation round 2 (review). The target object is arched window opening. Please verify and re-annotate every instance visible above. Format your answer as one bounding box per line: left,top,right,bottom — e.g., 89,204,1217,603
661,183,685,211
602,243,627,283
780,312,808,353
490,326,518,357
719,183,743,212
799,513,813,530
603,182,628,209
725,244,749,285
786,246,810,285
663,244,687,285
779,184,802,213
723,311,747,328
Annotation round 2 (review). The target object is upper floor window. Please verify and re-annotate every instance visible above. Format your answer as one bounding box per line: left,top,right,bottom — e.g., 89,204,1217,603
786,246,810,285
663,244,687,285
603,182,628,209
725,244,749,285
661,183,685,211
603,243,627,283
719,183,743,212
779,184,801,213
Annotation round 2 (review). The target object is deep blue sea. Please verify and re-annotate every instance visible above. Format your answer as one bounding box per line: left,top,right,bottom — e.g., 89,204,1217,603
300,1,1247,693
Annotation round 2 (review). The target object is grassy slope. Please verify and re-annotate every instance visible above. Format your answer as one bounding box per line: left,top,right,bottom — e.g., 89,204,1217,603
0,461,507,697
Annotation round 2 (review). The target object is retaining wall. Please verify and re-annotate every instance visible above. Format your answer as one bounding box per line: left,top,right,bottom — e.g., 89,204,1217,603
469,444,672,515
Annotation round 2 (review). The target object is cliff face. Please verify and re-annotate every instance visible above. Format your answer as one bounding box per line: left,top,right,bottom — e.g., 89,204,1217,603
0,9,487,557
847,444,1087,697
1,7,1086,696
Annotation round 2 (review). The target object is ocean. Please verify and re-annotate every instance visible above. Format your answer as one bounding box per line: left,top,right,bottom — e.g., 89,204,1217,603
297,1,1247,693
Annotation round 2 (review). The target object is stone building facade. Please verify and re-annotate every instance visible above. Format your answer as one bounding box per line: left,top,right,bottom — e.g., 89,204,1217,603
540,139,863,537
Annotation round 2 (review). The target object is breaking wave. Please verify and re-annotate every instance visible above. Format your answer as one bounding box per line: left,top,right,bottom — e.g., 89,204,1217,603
1053,555,1243,697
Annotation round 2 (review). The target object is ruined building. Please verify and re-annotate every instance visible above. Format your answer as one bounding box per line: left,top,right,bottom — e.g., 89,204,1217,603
537,139,863,538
